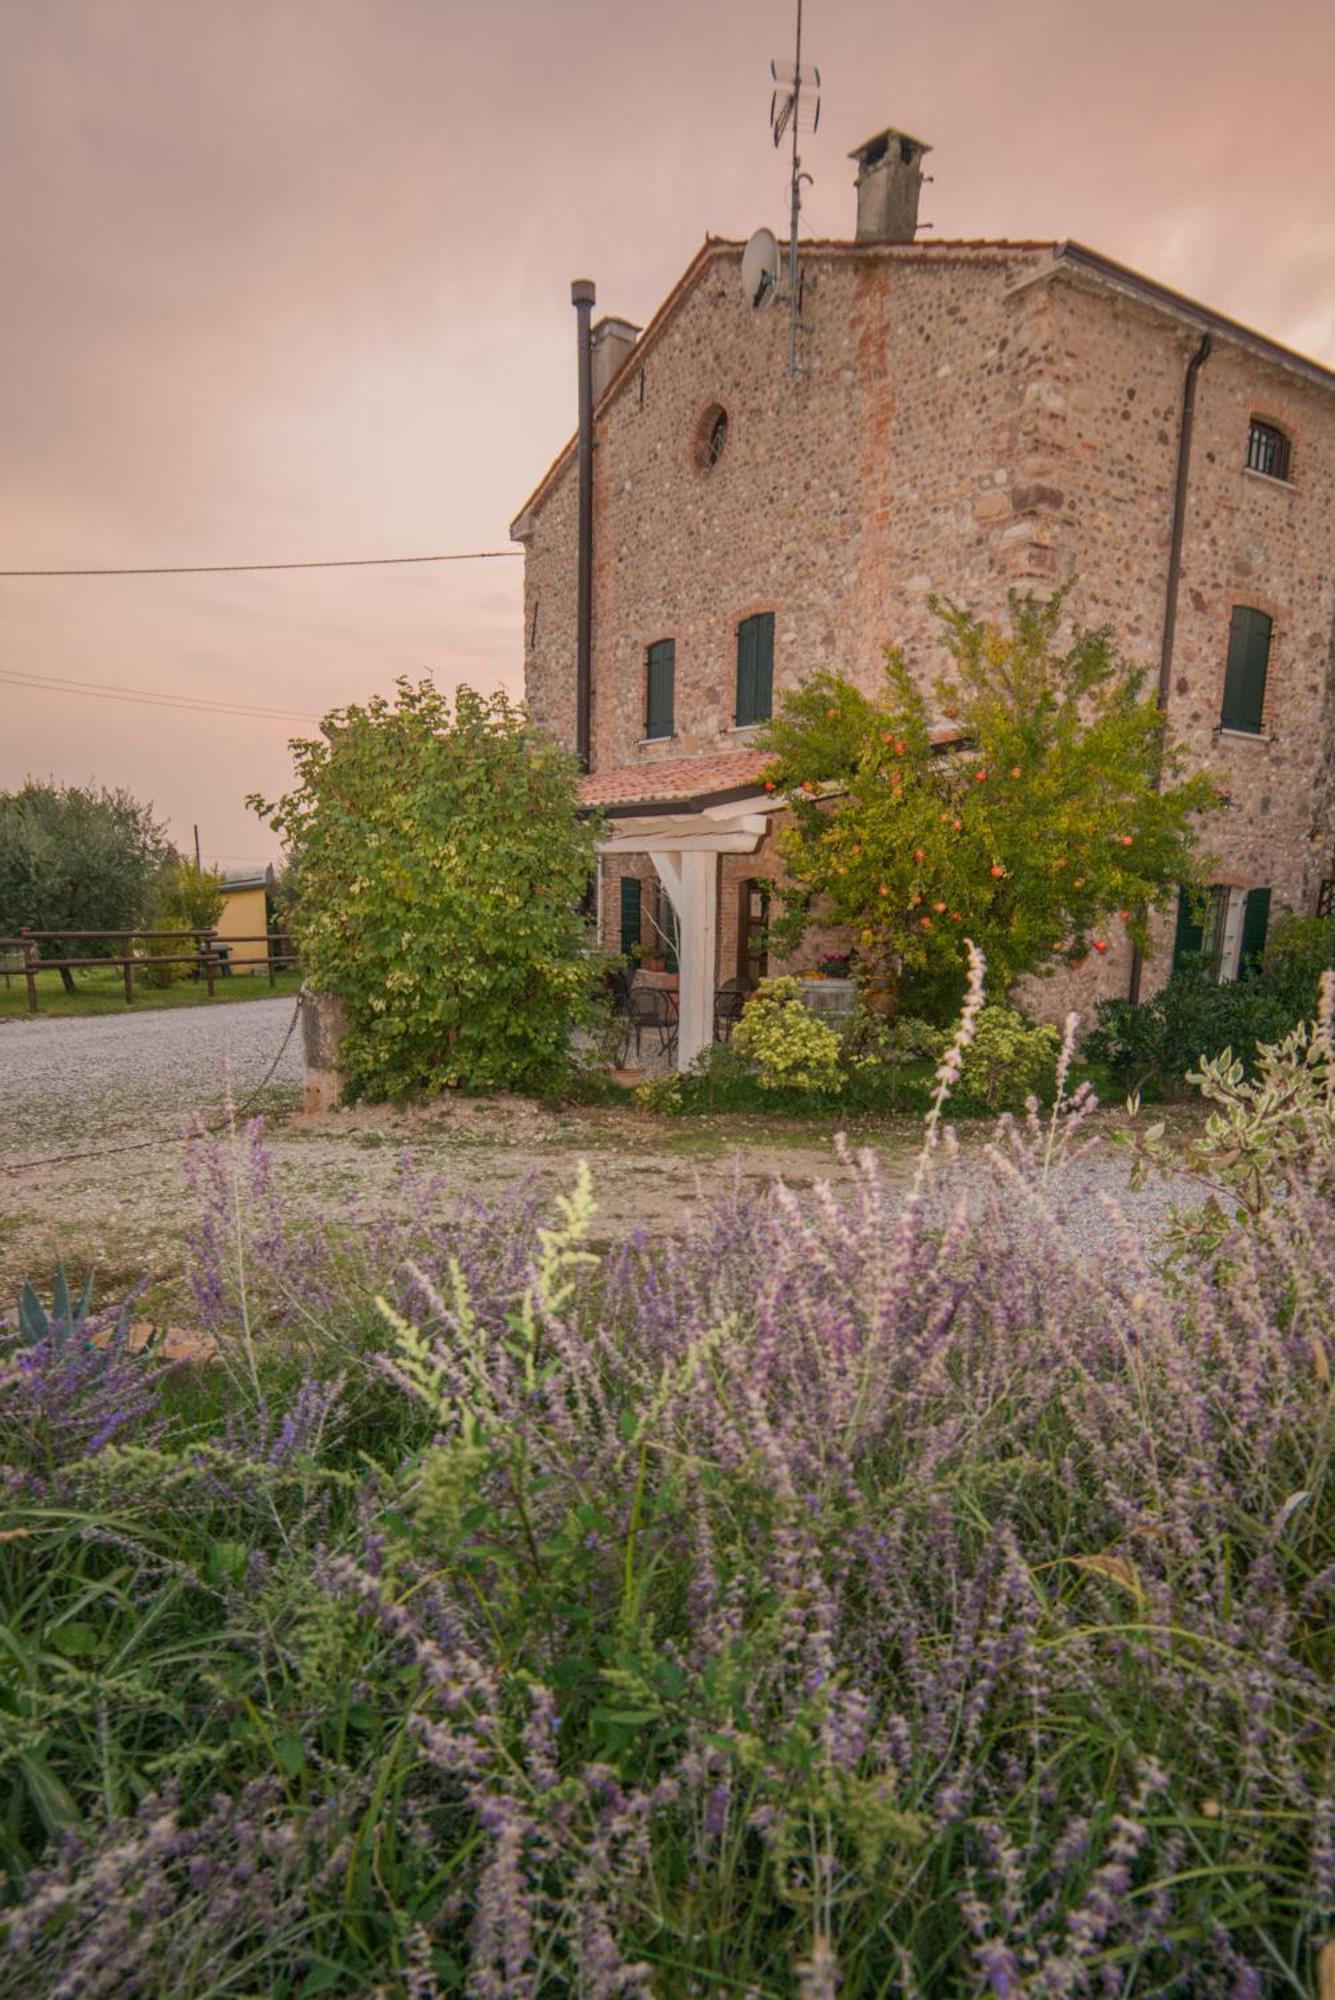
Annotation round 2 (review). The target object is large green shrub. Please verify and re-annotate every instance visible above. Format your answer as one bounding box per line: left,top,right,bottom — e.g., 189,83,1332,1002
732,975,845,1092
955,1003,1059,1109
1087,965,1297,1095
1262,912,1335,1012
1125,973,1335,1262
252,680,599,1098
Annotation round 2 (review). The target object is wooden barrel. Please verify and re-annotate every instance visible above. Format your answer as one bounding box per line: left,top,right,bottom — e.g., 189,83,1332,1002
796,977,858,1033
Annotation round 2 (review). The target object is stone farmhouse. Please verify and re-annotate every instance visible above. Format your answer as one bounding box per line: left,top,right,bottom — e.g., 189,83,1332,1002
511,127,1335,1068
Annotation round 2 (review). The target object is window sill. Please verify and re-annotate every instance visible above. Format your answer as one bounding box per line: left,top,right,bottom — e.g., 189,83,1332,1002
1214,726,1273,744
1242,467,1295,492
724,721,769,737
637,733,676,746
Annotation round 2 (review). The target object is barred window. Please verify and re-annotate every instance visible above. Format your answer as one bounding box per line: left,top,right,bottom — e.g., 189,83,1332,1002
1246,418,1292,482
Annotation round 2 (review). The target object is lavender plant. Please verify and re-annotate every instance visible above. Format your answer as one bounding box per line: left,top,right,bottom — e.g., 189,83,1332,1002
3,971,1332,1995
2,1267,163,1481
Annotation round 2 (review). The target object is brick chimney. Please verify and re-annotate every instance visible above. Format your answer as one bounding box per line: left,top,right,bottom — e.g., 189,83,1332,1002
848,127,931,242
591,316,640,400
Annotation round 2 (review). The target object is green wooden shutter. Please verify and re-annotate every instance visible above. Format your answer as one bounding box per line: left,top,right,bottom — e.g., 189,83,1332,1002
735,618,756,725
1238,886,1271,979
645,641,674,738
754,613,773,721
662,899,679,974
1221,607,1271,733
619,876,642,958
1172,886,1206,971
735,613,774,726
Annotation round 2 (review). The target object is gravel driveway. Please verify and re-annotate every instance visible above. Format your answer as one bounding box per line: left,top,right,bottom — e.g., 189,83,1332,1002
1,996,304,1159
0,998,1198,1305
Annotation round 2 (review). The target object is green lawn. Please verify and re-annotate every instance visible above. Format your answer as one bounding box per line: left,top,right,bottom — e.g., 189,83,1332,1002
0,963,303,1019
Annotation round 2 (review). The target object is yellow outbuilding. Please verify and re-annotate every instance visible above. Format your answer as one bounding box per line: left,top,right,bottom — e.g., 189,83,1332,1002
216,871,274,974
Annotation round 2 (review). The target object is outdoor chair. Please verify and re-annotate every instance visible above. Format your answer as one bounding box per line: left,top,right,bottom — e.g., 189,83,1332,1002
603,964,632,1017
713,974,753,1042
599,964,633,1067
626,983,678,1061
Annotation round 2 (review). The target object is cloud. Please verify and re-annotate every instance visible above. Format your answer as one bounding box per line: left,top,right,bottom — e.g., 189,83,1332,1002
2,0,1331,859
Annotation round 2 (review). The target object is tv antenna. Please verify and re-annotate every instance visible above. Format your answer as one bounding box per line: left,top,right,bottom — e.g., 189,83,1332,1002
770,0,820,377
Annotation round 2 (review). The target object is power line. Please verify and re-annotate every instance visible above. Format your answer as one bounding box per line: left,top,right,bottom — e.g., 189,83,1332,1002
0,667,319,725
0,549,521,579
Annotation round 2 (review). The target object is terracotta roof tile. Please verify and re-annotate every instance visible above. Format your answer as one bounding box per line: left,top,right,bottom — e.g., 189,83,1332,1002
579,750,776,810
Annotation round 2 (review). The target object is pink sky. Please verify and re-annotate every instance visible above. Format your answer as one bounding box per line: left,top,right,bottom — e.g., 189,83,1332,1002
3,0,1334,869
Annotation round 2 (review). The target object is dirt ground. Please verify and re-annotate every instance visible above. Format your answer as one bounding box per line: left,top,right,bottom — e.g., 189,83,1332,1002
1,1000,1196,1313
1,1084,933,1306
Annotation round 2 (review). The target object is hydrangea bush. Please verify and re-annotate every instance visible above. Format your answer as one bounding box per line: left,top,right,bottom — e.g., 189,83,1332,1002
2,972,1332,1996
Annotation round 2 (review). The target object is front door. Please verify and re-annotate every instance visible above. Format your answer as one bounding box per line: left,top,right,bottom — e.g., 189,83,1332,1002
738,878,770,984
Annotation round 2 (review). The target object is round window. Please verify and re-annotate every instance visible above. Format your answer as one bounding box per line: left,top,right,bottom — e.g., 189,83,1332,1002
697,402,729,469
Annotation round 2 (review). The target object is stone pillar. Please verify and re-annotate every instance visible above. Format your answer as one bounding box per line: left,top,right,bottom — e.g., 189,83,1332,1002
300,987,349,1112
649,848,718,1072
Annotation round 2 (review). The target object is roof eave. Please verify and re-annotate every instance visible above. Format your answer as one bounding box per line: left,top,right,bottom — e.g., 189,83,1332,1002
1044,241,1335,394
509,236,726,536
580,778,776,819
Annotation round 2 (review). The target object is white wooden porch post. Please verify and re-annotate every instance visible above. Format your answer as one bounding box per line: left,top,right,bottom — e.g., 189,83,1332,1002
648,848,718,1071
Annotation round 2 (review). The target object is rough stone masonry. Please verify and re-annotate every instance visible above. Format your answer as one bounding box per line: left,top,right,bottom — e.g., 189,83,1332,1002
512,127,1335,1019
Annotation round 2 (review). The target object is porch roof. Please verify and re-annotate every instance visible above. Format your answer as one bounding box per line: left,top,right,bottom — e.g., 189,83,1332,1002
578,749,776,814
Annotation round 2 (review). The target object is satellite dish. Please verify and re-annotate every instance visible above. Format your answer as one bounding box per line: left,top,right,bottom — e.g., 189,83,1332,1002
741,227,780,310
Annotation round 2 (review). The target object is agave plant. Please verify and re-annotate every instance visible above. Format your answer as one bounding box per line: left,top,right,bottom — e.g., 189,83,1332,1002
15,1264,100,1349
4,1266,161,1476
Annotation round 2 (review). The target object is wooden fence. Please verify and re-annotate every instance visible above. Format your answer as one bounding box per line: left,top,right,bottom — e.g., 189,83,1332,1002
0,928,299,1013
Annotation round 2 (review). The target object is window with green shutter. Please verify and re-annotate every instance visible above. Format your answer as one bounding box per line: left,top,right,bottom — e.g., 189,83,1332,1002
1172,886,1207,971
619,876,642,959
1220,607,1272,734
645,640,675,739
1238,886,1271,979
735,612,774,726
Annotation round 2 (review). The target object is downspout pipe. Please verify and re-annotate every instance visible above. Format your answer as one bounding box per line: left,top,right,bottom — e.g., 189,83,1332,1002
572,278,596,772
1127,330,1212,1005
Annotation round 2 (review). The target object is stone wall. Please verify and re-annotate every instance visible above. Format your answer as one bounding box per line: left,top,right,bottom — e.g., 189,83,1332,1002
520,243,1057,764
521,240,1335,1020
1007,275,1335,1015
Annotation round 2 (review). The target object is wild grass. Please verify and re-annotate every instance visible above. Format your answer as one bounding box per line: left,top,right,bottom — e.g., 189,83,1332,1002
1,966,1331,1996
0,965,303,1020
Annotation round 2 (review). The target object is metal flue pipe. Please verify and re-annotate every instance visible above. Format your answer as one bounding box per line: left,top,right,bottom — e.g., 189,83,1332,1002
571,278,596,771
1127,330,1213,1005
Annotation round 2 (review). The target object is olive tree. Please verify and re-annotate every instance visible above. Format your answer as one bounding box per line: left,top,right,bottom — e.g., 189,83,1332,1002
0,781,172,990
